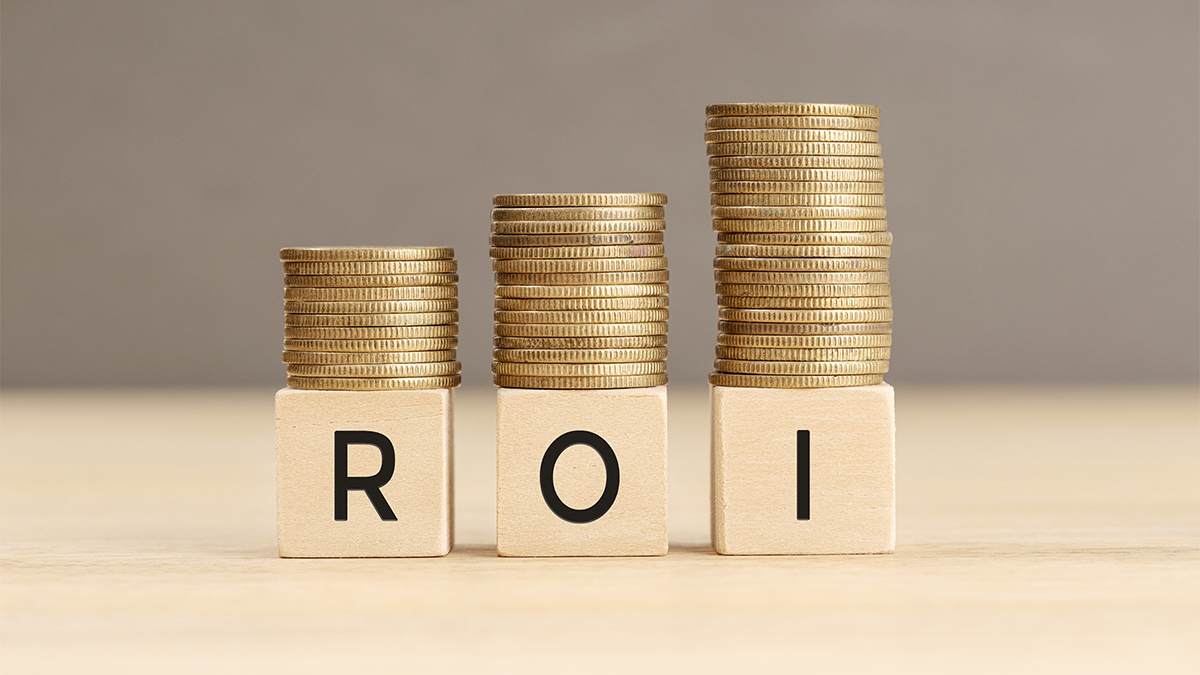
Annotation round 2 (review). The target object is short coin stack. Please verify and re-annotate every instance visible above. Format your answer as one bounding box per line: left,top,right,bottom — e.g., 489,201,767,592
491,194,669,389
705,103,892,388
280,247,462,390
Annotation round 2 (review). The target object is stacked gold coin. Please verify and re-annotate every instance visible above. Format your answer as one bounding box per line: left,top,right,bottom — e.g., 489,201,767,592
706,103,892,388
491,194,669,389
280,247,462,390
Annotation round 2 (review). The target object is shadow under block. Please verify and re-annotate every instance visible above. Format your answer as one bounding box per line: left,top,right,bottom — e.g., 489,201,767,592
275,387,453,558
496,387,668,557
711,383,895,555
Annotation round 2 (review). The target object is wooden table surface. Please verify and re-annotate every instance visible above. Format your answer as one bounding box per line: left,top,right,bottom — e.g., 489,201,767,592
2,386,1197,673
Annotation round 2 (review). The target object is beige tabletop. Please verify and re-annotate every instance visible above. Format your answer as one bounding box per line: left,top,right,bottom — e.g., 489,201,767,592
2,385,1197,673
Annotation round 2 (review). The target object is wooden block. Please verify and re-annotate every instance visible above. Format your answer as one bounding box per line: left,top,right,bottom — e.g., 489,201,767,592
275,387,453,557
496,386,668,557
711,383,895,555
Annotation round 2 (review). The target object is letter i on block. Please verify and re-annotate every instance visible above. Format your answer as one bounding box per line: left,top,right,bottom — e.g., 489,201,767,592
275,389,453,557
496,388,668,557
711,383,895,555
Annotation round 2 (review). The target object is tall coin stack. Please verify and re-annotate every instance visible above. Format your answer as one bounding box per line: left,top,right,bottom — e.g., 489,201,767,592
705,103,892,388
491,194,669,389
280,247,462,390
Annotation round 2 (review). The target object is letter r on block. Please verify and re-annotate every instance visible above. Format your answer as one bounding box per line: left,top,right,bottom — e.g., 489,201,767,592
334,430,398,521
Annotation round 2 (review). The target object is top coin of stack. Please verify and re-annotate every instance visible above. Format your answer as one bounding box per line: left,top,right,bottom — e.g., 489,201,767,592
705,103,892,388
491,194,669,389
280,247,462,390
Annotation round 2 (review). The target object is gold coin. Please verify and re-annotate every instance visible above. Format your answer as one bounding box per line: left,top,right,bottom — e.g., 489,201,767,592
281,260,456,275
716,282,890,297
492,257,666,274
282,350,457,365
287,375,461,391
491,219,665,234
494,335,667,350
284,286,457,301
284,326,457,339
287,362,462,378
719,295,890,309
711,167,883,182
708,372,883,388
490,232,663,247
283,337,458,352
283,273,458,287
490,244,665,259
492,362,666,377
279,247,453,262
493,193,667,207
493,348,667,363
711,180,884,194
716,244,890,258
705,115,879,131
491,206,664,221
714,257,888,272
720,308,893,323
717,333,891,348
495,283,668,299
718,231,892,245
716,346,890,361
707,141,881,157
712,193,885,207
715,270,888,284
283,299,458,314
495,296,668,311
708,155,884,169
719,320,892,335
496,322,668,338
706,103,879,117
495,270,669,285
494,374,667,389
284,312,457,327
712,218,888,233
715,359,889,375
713,206,887,220
495,309,669,324
705,129,878,143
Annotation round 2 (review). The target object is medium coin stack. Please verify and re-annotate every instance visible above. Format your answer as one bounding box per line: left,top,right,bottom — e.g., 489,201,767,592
491,194,669,389
706,103,892,388
280,247,462,390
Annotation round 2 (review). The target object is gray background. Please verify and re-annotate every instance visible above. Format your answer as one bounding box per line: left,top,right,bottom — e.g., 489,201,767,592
3,0,1197,387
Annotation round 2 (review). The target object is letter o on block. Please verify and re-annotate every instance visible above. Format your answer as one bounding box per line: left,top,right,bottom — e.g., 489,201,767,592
539,430,619,523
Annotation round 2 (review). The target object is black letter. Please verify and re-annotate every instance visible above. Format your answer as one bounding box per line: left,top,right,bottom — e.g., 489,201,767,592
334,430,397,521
539,430,619,524
797,430,810,521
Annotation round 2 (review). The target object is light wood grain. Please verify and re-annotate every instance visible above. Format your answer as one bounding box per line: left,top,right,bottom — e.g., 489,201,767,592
712,383,894,554
496,387,668,557
275,387,453,557
1,386,1197,673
